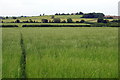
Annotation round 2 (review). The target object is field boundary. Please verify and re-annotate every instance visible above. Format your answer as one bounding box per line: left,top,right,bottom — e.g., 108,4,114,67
22,25,91,27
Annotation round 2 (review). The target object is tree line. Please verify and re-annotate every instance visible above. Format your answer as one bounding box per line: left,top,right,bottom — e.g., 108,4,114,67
55,12,84,15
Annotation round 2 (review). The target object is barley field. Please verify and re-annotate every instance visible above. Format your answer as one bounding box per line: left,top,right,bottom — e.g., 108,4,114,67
2,27,118,78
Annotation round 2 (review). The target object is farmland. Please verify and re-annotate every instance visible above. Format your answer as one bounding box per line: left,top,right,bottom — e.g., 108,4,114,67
2,27,118,78
2,15,97,23
1,15,114,23
1,14,118,28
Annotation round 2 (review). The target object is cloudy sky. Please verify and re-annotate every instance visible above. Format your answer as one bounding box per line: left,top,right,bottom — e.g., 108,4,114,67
0,0,119,16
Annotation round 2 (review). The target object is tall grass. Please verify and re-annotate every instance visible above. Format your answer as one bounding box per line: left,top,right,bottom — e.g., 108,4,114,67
20,27,118,78
2,28,22,78
0,28,2,79
2,27,118,78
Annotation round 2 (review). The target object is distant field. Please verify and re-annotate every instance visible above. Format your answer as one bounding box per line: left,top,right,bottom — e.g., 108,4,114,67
1,15,99,23
1,15,115,24
2,27,118,78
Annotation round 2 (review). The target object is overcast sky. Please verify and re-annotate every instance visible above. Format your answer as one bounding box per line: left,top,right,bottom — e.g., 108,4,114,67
0,0,119,16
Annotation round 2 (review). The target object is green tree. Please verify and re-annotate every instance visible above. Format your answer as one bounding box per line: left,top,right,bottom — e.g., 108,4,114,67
15,19,20,23
67,18,73,23
97,18,104,23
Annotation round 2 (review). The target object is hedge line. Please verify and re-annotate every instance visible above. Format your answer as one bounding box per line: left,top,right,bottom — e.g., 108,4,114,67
22,25,91,27
1,25,18,27
91,23,120,27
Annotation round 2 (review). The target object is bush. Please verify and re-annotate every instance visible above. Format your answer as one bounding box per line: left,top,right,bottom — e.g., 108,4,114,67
97,18,104,23
1,25,18,27
102,20,109,23
42,19,48,23
15,19,20,23
80,20,85,23
51,16,54,19
53,18,61,23
67,18,73,23
97,18,109,23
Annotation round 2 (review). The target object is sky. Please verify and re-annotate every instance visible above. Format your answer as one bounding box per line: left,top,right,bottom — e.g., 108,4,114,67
0,0,119,16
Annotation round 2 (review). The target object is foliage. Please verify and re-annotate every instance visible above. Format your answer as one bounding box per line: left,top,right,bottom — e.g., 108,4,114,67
42,19,48,23
15,19,20,23
67,18,73,23
80,20,85,23
53,18,61,23
82,13,105,18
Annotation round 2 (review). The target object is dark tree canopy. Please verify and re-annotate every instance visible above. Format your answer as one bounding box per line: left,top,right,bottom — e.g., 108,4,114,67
42,19,48,23
82,13,105,18
67,18,73,23
15,19,20,23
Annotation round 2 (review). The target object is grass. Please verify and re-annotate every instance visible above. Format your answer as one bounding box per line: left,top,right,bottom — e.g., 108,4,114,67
2,28,22,78
2,27,118,78
0,22,1,78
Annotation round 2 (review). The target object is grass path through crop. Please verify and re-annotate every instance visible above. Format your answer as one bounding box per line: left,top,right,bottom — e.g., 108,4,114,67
20,30,27,78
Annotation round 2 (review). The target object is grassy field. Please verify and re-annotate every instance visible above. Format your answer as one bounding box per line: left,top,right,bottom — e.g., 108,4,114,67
0,22,1,79
2,28,22,78
2,27,118,78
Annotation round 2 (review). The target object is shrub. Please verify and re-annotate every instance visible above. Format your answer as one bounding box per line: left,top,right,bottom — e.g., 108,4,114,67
102,20,109,23
76,21,79,23
97,18,104,23
15,19,20,23
67,18,73,23
53,18,61,23
51,16,54,19
42,19,48,23
80,20,85,23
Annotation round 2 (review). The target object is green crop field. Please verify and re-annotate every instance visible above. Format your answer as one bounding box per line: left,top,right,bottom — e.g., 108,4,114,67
0,28,2,79
2,27,118,78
